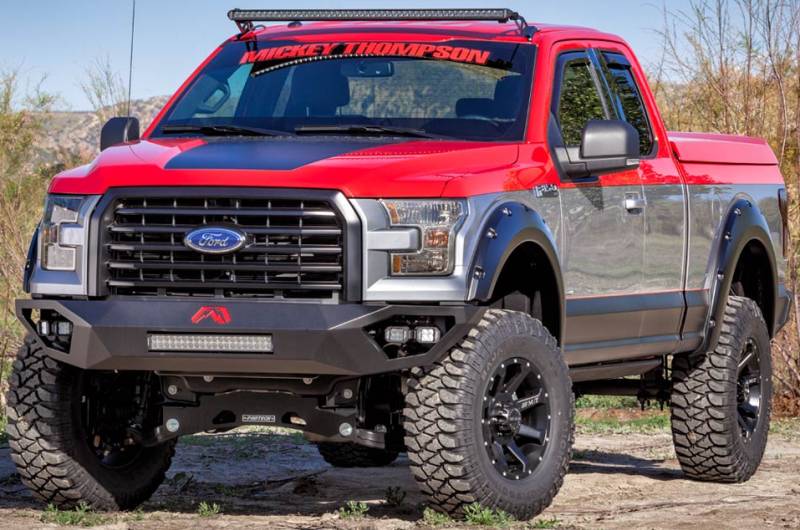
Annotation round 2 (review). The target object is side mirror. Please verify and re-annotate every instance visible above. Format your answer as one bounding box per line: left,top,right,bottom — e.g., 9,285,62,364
561,120,640,179
100,117,140,151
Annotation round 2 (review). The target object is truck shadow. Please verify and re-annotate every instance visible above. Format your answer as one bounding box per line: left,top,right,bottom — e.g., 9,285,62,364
569,449,684,481
0,437,684,517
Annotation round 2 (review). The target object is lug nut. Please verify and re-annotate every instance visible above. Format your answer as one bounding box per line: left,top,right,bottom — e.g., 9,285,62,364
165,418,180,433
339,422,354,437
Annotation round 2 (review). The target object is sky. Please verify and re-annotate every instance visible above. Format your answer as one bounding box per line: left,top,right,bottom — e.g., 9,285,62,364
0,0,689,111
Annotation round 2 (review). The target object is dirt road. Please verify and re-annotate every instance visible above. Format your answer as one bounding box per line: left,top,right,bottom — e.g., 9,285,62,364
0,419,798,529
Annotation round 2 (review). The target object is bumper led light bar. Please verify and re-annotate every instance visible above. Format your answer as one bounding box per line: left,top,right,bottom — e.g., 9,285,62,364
147,334,273,353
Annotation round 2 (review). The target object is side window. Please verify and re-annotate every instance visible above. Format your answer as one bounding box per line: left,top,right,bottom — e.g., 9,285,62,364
555,54,608,146
599,52,654,155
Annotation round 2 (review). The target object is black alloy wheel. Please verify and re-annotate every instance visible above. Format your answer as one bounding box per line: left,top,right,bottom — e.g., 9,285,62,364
736,338,763,440
80,371,150,469
482,357,550,480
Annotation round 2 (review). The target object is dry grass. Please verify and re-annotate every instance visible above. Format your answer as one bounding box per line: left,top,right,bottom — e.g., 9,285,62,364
0,71,88,404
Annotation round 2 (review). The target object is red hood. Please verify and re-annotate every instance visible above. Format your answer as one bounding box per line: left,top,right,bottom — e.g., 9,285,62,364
49,137,523,198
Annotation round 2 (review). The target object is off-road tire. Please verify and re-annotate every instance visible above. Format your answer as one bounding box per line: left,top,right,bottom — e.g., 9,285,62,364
316,442,399,467
671,296,772,482
6,336,175,510
403,309,574,519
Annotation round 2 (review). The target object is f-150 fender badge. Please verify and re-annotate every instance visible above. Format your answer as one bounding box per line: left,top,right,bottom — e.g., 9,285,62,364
533,184,559,198
242,414,276,424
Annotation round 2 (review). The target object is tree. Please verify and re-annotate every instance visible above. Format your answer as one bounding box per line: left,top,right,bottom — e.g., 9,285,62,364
654,0,800,403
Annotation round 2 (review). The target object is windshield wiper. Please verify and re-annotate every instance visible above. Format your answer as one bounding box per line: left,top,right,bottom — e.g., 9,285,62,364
294,124,441,139
161,125,288,137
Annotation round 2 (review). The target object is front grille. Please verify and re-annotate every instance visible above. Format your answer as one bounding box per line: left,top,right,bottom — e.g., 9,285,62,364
103,193,346,299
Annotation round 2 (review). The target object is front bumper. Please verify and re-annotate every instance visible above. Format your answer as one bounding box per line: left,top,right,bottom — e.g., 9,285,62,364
17,298,482,375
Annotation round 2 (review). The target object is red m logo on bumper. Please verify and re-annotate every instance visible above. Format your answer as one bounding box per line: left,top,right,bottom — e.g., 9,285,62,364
191,306,232,325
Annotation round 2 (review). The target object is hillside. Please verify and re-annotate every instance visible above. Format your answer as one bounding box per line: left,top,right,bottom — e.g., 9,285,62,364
36,96,169,165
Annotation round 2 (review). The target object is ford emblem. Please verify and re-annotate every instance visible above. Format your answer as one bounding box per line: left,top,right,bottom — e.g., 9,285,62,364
184,227,247,255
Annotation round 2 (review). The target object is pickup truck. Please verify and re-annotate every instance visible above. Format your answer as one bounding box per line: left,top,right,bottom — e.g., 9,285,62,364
8,8,790,520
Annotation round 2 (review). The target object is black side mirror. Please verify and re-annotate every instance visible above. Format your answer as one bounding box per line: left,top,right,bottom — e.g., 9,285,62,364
561,120,640,179
100,117,140,151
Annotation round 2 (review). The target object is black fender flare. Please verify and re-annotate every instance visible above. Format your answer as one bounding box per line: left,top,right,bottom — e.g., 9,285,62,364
467,201,565,344
22,225,39,294
700,197,778,351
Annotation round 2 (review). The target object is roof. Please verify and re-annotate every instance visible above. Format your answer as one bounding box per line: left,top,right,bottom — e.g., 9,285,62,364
242,20,619,43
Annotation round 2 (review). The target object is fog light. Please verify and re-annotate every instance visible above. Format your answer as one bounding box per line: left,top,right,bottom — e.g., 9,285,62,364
56,320,72,336
384,326,412,344
37,319,72,337
414,326,441,344
289,415,307,426
147,334,273,353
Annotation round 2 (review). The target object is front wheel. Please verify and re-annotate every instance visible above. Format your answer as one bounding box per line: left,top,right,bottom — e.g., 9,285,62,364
6,337,175,510
403,309,574,519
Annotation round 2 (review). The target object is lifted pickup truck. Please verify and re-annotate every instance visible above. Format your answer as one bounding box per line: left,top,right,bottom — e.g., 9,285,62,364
8,8,790,519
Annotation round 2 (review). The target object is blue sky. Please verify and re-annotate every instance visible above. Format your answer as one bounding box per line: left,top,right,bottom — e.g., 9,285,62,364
1,1,685,110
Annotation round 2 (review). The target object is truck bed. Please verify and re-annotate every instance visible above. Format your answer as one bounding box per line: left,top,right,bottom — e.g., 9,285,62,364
668,132,779,166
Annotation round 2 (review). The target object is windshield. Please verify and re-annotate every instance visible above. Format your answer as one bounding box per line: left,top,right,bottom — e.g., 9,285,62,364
152,39,535,141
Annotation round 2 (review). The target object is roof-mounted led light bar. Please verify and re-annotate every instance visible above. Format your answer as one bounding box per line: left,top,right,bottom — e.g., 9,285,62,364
227,8,534,38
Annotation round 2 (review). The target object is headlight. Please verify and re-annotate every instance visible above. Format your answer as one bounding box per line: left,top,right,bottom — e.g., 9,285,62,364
40,195,88,271
381,199,467,275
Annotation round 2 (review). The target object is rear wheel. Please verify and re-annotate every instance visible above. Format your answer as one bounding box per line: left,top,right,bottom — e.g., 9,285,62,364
316,442,398,468
671,296,772,482
5,337,175,510
403,309,574,519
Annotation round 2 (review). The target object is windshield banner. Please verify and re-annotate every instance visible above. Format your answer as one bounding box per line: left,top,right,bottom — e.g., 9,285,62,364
240,42,492,67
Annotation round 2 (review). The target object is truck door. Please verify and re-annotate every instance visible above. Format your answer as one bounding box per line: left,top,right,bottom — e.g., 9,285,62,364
594,48,687,355
549,49,647,364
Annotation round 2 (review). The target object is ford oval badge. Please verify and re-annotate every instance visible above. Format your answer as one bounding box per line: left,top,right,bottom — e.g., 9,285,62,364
184,227,247,255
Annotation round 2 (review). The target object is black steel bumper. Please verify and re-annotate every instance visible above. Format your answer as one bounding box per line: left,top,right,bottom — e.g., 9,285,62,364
16,298,483,376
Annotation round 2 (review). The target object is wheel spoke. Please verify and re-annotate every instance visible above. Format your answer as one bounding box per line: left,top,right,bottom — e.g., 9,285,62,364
491,441,508,471
738,350,754,370
516,389,543,411
503,364,532,393
737,413,749,432
739,402,758,419
505,441,529,473
517,424,544,444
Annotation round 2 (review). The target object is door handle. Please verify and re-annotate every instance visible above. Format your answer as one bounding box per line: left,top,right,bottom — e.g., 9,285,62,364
624,193,646,212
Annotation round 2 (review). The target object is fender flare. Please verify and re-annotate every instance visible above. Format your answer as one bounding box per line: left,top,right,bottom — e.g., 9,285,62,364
22,225,39,294
700,197,778,351
467,201,565,344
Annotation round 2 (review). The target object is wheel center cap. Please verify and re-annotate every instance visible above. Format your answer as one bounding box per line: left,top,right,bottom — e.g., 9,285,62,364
491,401,522,436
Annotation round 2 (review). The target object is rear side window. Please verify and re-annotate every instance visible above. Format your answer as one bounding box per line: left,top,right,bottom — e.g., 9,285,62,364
599,52,654,155
555,55,607,146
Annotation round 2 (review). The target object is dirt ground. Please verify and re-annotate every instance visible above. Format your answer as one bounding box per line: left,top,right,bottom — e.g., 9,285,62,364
0,417,798,529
